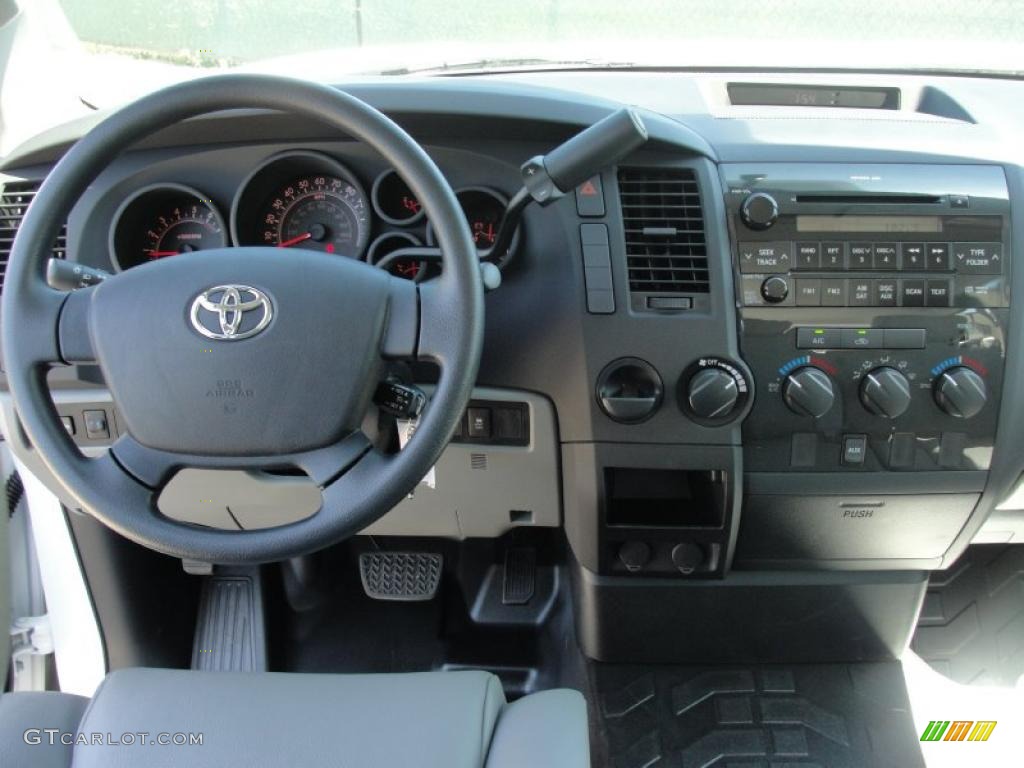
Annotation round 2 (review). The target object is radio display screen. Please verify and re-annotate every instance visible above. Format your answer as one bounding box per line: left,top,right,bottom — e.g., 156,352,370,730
796,215,943,234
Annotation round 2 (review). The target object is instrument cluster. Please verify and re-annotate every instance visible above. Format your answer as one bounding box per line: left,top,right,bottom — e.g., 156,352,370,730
108,149,518,282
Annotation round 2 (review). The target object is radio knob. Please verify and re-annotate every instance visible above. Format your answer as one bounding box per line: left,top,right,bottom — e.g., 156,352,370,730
782,367,835,418
859,367,912,419
740,192,779,230
934,366,987,419
760,276,789,304
687,368,740,420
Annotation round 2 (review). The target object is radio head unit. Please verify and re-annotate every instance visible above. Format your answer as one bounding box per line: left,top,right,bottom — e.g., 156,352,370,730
723,164,1010,309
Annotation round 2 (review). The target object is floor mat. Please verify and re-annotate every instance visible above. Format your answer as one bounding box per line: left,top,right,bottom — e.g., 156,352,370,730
272,539,588,699
912,544,1024,686
589,662,924,768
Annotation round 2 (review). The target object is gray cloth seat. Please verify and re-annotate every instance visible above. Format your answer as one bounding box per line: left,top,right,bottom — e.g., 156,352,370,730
0,668,590,768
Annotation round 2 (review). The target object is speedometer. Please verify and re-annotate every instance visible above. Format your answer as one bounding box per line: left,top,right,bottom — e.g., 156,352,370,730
231,151,371,259
262,175,370,255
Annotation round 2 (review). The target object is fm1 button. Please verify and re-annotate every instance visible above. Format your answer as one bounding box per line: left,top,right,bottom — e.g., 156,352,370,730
795,279,821,306
843,434,868,465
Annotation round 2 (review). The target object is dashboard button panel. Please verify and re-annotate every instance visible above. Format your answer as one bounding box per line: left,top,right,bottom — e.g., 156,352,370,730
738,241,792,273
737,238,1007,308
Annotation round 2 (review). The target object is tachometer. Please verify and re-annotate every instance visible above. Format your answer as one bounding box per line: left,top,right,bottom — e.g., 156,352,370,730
110,184,226,271
231,151,370,259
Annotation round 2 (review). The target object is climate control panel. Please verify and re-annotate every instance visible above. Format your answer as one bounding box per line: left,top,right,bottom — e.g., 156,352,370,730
741,312,1005,472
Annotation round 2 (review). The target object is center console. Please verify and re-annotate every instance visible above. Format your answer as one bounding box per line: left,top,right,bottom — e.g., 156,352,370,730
723,163,1010,568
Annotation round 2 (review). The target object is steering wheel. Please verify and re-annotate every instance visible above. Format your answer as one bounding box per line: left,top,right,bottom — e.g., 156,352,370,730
1,75,484,563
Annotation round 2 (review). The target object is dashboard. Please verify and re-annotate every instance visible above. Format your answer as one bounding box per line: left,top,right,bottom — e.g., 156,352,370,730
2,70,1024,594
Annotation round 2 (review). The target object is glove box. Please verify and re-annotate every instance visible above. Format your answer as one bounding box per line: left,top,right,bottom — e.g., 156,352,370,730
736,492,980,565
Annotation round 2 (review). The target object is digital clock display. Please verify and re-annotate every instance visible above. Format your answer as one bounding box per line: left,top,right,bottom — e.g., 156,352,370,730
796,215,943,234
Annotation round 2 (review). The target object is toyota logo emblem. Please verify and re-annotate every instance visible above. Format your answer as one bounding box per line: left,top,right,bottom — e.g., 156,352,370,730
189,285,273,341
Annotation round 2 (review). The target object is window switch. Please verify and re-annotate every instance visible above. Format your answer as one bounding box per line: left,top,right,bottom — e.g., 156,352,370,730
466,408,491,439
83,409,110,439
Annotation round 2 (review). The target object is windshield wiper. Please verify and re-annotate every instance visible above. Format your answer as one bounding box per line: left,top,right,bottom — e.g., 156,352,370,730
379,57,634,76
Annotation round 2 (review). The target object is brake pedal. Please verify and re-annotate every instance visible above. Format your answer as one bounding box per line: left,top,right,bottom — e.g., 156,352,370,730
191,569,267,672
359,552,443,601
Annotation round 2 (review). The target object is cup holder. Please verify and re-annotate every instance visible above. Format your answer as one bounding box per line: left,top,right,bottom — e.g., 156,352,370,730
595,357,664,424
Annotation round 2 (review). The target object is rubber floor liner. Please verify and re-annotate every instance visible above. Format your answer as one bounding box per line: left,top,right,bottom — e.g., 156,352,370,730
912,543,1024,686
590,661,924,768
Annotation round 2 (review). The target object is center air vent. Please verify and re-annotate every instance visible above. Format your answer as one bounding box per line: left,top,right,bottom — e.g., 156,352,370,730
0,179,67,293
618,168,708,307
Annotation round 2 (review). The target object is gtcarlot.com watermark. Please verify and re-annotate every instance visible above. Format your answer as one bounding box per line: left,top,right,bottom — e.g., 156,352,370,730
25,730,203,746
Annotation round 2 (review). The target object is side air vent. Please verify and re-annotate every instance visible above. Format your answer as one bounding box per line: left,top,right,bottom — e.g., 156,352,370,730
0,179,67,293
618,168,708,310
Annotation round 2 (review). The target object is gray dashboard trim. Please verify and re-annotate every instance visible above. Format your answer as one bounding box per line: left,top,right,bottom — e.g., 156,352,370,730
747,472,989,496
1,80,716,170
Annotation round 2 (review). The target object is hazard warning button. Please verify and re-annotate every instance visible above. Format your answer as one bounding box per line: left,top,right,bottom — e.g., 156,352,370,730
575,175,605,217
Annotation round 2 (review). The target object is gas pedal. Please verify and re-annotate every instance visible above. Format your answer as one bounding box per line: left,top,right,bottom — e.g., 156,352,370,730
502,548,536,605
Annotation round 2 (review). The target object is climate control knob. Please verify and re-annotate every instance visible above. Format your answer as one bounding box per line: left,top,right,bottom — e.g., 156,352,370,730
934,366,987,419
782,367,835,418
686,368,740,420
859,366,912,419
740,192,779,230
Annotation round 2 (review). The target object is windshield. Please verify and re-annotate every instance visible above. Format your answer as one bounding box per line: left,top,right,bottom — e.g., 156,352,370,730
3,0,1023,153
52,0,1024,76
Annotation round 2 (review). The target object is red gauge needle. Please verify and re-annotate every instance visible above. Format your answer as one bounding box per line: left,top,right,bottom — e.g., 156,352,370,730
146,250,179,258
277,232,312,248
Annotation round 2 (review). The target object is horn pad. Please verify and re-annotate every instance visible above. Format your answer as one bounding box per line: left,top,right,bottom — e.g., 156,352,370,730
89,248,392,456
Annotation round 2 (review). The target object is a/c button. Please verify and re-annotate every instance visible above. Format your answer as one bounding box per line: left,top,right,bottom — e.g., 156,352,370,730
796,327,841,349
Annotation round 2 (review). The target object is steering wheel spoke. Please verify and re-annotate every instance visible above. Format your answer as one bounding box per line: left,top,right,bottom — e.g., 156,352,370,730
382,277,466,364
17,285,87,365
56,286,98,364
110,430,373,490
